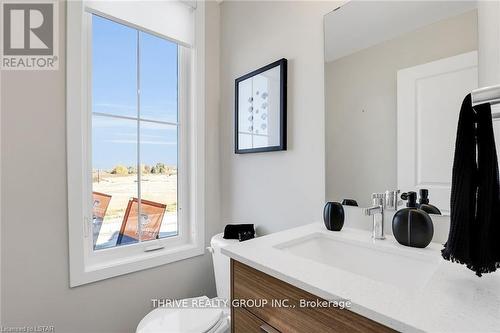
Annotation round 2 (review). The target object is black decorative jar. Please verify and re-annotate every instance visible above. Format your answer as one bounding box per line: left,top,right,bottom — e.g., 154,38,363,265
323,202,344,231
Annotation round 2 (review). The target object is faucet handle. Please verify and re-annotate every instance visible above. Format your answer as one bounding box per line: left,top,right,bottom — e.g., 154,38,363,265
385,190,401,210
371,193,385,206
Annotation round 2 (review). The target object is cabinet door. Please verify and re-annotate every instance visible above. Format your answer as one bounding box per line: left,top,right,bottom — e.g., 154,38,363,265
232,260,395,333
233,307,280,333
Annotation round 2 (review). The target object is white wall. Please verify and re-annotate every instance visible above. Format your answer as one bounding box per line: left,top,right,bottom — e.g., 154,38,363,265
205,0,222,260
0,2,221,332
478,1,500,87
325,10,478,207
219,1,338,235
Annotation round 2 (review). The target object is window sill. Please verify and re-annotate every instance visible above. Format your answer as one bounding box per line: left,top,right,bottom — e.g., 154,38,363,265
70,242,205,287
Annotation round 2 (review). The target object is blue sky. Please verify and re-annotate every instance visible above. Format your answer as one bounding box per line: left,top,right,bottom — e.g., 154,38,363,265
91,15,178,170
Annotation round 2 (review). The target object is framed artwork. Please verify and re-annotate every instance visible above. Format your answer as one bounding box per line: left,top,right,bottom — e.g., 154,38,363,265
235,58,287,154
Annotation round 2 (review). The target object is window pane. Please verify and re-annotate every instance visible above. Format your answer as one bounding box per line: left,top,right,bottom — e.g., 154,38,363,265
91,18,180,248
92,115,138,249
92,15,137,118
139,31,178,123
139,122,178,240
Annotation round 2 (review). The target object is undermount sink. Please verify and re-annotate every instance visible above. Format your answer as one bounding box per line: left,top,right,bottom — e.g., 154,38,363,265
274,232,441,289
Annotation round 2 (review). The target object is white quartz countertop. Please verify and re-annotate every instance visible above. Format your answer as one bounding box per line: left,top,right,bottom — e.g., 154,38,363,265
221,223,500,333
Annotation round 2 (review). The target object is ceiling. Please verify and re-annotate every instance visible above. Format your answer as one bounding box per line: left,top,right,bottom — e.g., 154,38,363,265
324,1,478,63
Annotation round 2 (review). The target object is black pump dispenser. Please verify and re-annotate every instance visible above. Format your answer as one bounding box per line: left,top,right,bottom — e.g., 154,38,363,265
419,189,430,204
392,192,434,248
401,191,417,208
417,189,441,215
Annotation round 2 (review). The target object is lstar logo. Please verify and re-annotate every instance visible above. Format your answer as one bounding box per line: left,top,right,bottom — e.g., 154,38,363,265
1,1,59,70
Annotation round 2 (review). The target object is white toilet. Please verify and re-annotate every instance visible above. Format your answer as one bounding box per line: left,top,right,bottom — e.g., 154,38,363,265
136,233,239,333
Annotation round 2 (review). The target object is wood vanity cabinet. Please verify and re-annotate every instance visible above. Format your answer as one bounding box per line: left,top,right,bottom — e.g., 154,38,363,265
230,259,396,333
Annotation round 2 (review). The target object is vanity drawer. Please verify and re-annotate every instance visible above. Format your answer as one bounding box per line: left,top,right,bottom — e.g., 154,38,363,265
233,307,281,333
231,259,395,333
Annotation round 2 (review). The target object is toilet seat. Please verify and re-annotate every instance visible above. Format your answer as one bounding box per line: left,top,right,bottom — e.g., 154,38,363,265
136,297,229,333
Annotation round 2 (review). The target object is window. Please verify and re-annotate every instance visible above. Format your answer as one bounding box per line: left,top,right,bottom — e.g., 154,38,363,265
67,1,205,287
91,15,180,250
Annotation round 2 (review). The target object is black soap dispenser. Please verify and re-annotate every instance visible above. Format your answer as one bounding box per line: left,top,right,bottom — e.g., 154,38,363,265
418,189,441,215
392,192,434,248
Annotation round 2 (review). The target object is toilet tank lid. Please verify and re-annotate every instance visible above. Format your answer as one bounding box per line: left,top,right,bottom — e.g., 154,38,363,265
210,233,239,249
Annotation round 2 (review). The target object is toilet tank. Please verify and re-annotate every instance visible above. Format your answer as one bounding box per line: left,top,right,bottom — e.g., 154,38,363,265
210,233,238,300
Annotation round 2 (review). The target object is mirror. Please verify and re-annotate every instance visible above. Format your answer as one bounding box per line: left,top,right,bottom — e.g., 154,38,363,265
235,58,287,154
324,1,481,214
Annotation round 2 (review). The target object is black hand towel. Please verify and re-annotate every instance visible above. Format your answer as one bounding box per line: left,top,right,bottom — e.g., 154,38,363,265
442,94,500,276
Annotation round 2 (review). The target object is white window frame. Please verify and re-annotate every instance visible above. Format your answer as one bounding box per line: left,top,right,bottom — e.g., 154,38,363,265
67,1,205,287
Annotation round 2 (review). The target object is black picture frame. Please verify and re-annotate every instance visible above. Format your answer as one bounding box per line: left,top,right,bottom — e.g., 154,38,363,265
235,58,287,154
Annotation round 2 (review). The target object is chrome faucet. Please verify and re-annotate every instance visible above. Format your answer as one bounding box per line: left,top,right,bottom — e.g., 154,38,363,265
364,193,386,240
364,190,401,240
